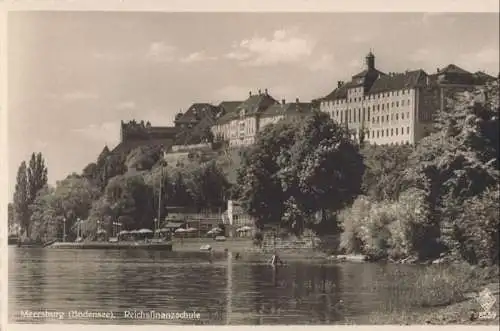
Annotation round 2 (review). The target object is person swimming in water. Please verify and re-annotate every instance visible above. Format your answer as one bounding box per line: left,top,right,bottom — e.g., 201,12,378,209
268,252,284,266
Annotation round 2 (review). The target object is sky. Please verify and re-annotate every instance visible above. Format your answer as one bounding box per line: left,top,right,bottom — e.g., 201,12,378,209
7,11,500,198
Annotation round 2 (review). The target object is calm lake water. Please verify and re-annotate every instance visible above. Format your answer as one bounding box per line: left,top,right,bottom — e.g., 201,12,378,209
9,247,425,325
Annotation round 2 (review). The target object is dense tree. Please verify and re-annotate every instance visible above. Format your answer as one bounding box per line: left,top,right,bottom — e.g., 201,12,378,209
238,110,364,235
361,144,413,201
103,173,155,231
238,120,297,229
126,145,163,171
27,152,48,204
13,161,30,235
29,175,100,241
403,81,499,260
8,203,14,230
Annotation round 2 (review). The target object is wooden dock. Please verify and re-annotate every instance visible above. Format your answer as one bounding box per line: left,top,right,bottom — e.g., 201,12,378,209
47,241,173,251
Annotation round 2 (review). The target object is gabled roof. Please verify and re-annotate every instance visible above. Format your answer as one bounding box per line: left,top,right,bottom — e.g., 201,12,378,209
321,81,357,101
260,102,313,118
218,101,242,114
175,103,219,124
175,114,216,145
438,64,471,75
215,94,277,124
368,69,427,94
236,93,278,114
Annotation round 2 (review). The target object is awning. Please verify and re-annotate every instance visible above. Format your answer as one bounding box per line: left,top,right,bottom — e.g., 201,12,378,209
163,222,184,229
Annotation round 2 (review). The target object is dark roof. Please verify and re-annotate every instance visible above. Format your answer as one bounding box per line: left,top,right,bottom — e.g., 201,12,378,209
215,101,243,125
438,64,471,75
236,94,278,114
218,101,242,114
320,69,427,101
368,70,427,94
474,71,497,84
260,102,313,118
321,81,357,101
216,94,277,124
175,114,216,145
175,103,219,124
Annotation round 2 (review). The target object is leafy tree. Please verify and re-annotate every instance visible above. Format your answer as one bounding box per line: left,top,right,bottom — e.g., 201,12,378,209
7,203,14,228
29,175,100,241
27,152,48,204
238,120,297,229
286,111,364,219
28,186,59,242
403,80,499,260
361,144,413,201
103,174,155,231
238,110,364,235
450,187,499,266
13,161,30,235
126,145,163,171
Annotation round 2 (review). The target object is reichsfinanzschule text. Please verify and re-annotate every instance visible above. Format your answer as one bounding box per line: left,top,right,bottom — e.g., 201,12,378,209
18,309,201,320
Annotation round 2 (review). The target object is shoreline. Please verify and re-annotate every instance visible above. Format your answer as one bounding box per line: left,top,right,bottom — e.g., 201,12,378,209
363,282,500,325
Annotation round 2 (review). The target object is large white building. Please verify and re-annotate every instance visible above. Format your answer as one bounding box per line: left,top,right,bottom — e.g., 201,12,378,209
318,52,496,145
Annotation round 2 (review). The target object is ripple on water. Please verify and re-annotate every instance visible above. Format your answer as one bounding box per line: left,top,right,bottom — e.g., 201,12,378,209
9,247,424,325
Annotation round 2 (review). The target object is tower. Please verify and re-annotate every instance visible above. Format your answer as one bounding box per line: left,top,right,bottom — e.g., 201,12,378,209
365,50,375,70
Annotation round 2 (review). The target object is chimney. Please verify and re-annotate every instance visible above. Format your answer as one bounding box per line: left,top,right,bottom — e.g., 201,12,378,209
337,81,342,88
258,89,262,95
296,97,299,103
281,98,286,105
265,88,268,95
437,68,440,73
249,91,252,97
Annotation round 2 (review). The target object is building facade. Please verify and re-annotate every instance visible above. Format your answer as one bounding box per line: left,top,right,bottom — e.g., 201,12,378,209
318,52,494,145
211,90,312,147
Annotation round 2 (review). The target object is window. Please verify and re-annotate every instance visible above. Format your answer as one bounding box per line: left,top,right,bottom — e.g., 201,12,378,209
402,100,405,106
391,114,394,120
382,104,385,110
396,113,399,120
358,109,361,122
353,110,356,122
386,115,389,121
401,127,404,134
367,109,370,119
396,127,399,135
381,116,384,123
407,126,410,134
386,129,389,136
377,130,379,138
387,103,390,109
381,130,384,137
396,101,399,107
402,112,405,120
407,112,410,118
391,102,394,107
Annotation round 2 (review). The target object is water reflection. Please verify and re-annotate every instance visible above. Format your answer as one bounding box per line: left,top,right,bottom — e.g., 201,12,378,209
9,247,422,325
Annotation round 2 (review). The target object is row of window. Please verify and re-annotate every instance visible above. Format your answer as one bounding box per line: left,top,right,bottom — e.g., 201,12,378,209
372,112,411,124
331,108,412,124
324,90,413,106
369,126,410,138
